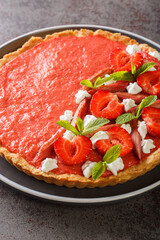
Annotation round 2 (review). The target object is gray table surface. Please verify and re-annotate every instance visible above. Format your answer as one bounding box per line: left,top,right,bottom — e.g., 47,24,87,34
0,0,160,239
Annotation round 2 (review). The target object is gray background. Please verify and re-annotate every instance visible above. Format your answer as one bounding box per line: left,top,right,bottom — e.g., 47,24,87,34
0,0,160,239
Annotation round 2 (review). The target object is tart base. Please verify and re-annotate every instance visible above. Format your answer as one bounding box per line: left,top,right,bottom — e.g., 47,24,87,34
0,29,160,188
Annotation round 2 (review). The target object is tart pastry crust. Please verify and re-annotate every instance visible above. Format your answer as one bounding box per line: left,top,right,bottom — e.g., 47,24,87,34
0,29,159,188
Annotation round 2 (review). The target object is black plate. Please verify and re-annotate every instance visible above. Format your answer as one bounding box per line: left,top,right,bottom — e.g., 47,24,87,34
0,25,160,205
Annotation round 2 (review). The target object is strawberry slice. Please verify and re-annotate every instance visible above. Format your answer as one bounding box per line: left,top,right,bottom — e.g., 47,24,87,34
140,51,160,69
54,136,92,165
137,70,160,97
95,126,133,156
90,90,124,119
109,48,143,72
142,107,160,137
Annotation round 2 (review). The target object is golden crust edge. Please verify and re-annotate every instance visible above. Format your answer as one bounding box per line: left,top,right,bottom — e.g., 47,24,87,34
0,28,159,188
0,29,158,67
0,145,160,188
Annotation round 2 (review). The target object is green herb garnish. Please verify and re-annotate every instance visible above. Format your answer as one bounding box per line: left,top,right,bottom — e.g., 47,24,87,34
57,117,110,136
116,95,157,124
80,62,156,89
92,145,121,180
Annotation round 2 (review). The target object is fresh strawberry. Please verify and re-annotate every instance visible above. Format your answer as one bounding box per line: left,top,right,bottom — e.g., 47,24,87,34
109,48,143,72
137,70,160,97
95,126,133,156
140,51,160,69
54,136,92,165
142,107,160,137
90,90,124,119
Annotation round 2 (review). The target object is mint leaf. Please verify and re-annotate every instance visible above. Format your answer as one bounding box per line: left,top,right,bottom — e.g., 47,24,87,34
103,145,121,164
110,71,135,82
92,161,106,180
136,95,157,119
131,62,136,76
76,117,83,133
116,113,136,124
94,76,112,88
80,79,94,89
57,120,81,136
135,62,156,78
82,118,110,135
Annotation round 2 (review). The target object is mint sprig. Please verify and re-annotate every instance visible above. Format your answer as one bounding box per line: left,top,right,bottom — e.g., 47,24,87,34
57,117,110,136
57,120,81,136
116,95,157,124
131,62,136,75
92,161,106,180
116,113,136,124
134,62,156,78
82,118,110,135
135,95,157,119
81,62,156,89
80,75,111,89
92,145,121,180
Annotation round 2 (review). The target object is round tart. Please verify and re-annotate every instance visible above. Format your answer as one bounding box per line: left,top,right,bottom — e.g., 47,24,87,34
0,29,160,188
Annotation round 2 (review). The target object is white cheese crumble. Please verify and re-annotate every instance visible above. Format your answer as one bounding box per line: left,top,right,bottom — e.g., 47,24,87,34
75,90,91,104
122,98,137,112
126,44,141,55
106,157,124,176
141,139,156,154
121,123,132,134
126,82,142,94
147,67,156,72
83,114,97,127
41,158,58,172
149,51,160,61
105,74,111,78
82,161,97,178
60,110,73,123
63,130,75,140
138,121,147,139
90,131,109,149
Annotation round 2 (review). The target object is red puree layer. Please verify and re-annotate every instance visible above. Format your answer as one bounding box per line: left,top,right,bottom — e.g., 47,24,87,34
0,35,126,162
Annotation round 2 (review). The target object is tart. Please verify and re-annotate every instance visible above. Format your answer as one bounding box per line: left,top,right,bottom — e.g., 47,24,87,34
0,29,160,188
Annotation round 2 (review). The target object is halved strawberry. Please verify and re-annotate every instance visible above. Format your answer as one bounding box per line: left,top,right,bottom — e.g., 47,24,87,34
137,70,160,97
109,48,143,72
142,107,160,137
90,90,124,119
54,136,92,165
140,51,160,69
95,126,133,156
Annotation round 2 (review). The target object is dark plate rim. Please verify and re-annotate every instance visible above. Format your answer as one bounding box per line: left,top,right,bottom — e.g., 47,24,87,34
0,24,160,204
